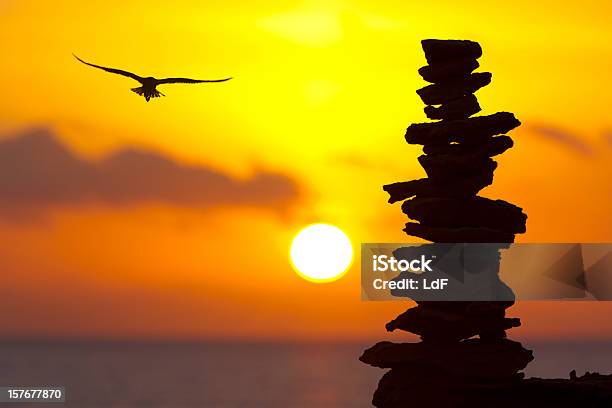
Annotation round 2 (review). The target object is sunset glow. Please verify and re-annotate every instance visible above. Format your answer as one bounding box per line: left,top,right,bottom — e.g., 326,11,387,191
0,0,610,342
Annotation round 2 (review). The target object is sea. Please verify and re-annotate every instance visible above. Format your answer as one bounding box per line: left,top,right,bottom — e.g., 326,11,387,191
0,340,611,407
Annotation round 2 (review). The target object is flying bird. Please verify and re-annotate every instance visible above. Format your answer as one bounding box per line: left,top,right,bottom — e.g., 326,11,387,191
73,54,232,102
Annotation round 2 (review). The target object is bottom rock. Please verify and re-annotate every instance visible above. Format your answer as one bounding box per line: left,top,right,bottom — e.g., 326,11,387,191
371,371,612,408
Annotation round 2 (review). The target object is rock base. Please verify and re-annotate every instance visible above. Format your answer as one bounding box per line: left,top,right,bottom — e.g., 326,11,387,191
371,372,612,408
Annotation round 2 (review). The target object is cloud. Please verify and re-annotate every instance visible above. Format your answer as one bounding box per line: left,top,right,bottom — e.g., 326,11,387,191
0,128,299,214
526,124,595,156
604,130,612,147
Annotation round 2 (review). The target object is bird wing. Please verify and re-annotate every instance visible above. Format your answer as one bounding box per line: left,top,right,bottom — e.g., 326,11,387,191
156,77,232,84
73,54,143,81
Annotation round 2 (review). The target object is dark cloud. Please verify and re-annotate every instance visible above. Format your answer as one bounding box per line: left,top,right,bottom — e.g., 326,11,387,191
526,124,595,156
604,130,612,147
0,128,299,213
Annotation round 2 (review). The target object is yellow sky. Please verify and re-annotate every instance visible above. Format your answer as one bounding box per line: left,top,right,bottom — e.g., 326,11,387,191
0,0,611,341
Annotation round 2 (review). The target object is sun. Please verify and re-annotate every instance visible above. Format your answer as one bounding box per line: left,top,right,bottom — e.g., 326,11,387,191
290,223,353,283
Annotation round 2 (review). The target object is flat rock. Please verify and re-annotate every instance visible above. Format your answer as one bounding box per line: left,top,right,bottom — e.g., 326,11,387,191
383,179,439,203
405,112,521,145
418,58,480,83
415,301,517,340
422,39,482,64
403,223,516,243
360,338,533,379
418,154,497,183
385,305,521,342
424,94,481,120
401,196,527,233
383,171,493,203
423,135,513,156
417,72,491,105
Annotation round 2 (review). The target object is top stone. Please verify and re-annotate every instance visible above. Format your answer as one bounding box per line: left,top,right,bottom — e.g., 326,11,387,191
422,39,482,64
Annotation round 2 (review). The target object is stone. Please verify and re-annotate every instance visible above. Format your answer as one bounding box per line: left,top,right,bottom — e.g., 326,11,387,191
418,154,497,183
417,302,517,341
423,135,513,156
421,39,482,63
384,305,521,342
417,72,491,105
360,339,533,379
401,196,527,233
383,172,493,203
382,179,440,203
424,94,481,120
403,222,516,243
405,112,521,145
418,58,480,83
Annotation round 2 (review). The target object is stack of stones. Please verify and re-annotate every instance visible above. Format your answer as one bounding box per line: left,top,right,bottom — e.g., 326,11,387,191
360,39,533,407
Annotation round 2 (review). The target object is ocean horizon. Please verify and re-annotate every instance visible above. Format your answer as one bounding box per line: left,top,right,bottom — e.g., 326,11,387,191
1,339,611,407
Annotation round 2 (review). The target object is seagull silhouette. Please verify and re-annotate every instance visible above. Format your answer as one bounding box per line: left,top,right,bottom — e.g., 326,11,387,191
73,54,232,102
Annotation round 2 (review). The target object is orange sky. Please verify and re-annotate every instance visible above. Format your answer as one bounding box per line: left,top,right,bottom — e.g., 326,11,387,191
0,0,611,342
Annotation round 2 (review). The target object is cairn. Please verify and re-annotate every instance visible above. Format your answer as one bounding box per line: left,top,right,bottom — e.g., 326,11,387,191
360,39,533,407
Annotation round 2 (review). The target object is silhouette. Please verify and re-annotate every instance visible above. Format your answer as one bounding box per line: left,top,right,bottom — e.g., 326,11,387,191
73,54,232,101
361,39,612,407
